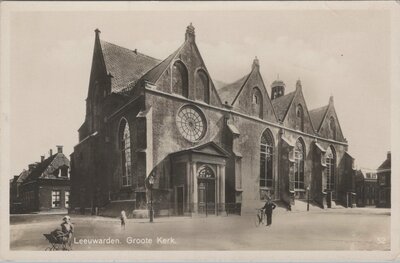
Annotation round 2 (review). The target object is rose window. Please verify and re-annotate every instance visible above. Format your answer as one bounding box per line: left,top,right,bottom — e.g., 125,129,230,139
176,105,207,142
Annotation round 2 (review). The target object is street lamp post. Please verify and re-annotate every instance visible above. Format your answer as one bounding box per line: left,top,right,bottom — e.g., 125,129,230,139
148,175,155,223
307,186,310,211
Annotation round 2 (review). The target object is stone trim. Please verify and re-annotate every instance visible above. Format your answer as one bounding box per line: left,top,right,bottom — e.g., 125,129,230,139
145,87,348,147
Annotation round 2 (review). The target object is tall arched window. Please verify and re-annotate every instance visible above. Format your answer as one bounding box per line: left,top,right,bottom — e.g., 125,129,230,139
252,87,263,119
294,138,305,190
119,119,132,187
329,116,337,140
296,104,304,131
195,70,210,103
172,61,188,98
325,146,336,191
260,130,274,188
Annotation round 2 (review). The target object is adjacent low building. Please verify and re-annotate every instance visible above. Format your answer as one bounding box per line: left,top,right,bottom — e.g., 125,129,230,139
10,146,71,213
354,169,378,207
376,151,391,208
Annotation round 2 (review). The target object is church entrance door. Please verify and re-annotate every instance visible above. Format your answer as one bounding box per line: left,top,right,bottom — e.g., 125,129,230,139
197,165,216,215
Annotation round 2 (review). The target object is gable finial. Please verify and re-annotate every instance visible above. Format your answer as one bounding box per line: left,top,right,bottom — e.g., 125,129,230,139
329,95,334,104
296,78,302,90
252,56,260,70
185,23,195,43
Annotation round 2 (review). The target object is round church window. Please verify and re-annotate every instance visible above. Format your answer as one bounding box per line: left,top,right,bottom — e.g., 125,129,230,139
176,105,207,142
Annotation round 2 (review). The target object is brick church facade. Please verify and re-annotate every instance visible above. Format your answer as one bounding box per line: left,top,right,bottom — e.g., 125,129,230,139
70,24,355,216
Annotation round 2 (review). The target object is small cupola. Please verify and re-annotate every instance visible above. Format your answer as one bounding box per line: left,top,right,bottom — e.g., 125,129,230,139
271,78,285,100
185,23,195,43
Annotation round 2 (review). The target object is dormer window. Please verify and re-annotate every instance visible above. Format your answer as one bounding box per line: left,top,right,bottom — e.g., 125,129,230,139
61,167,69,177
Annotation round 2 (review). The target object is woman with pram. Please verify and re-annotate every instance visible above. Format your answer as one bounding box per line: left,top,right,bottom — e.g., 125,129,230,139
50,215,74,250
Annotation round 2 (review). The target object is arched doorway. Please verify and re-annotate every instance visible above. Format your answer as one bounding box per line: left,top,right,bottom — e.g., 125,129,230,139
197,165,216,215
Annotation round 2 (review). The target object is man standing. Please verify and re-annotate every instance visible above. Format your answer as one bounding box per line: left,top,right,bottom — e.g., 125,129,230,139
262,197,276,227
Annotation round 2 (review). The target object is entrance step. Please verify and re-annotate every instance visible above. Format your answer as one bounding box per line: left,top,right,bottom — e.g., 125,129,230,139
290,200,322,212
98,201,137,218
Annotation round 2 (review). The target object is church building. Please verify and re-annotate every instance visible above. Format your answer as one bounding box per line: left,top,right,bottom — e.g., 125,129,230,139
70,24,355,216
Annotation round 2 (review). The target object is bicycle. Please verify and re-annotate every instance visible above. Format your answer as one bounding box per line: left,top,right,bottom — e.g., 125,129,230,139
254,208,266,227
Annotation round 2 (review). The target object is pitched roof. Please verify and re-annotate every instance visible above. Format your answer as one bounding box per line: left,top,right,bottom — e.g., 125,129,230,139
171,141,230,158
16,169,30,184
139,46,182,85
23,154,58,182
378,156,391,170
213,80,228,91
217,73,251,105
100,40,161,92
271,91,296,121
309,105,329,131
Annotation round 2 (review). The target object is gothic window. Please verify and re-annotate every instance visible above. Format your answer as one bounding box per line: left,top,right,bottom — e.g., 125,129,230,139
119,119,132,187
294,139,305,190
198,165,215,179
296,104,304,131
260,129,274,188
329,116,337,140
195,70,210,103
176,105,207,142
172,61,188,98
325,146,336,191
252,87,263,119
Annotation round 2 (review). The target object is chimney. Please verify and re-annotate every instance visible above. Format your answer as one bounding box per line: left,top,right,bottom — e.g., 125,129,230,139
56,145,63,154
252,56,260,70
49,149,53,156
28,163,37,171
133,49,137,55
387,151,391,160
40,155,45,162
185,23,195,43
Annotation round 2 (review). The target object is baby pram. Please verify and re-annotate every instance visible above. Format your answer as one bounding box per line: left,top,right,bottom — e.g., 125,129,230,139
44,229,72,251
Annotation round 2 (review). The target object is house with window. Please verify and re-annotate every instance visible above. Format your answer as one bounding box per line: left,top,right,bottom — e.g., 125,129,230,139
70,24,355,217
14,146,71,213
376,151,391,208
354,168,378,207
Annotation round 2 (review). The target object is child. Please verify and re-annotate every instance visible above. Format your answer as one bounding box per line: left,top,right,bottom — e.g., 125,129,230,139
120,210,127,230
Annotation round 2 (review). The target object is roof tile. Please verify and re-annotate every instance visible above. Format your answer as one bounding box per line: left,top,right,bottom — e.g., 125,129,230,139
100,40,161,92
309,105,329,130
271,91,296,121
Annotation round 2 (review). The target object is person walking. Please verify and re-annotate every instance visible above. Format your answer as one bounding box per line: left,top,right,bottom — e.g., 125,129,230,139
120,210,127,230
262,197,276,227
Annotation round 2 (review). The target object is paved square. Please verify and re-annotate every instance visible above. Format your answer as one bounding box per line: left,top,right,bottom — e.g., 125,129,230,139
10,208,390,251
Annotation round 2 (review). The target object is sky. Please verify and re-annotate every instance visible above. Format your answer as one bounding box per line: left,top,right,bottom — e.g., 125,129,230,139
4,4,392,176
